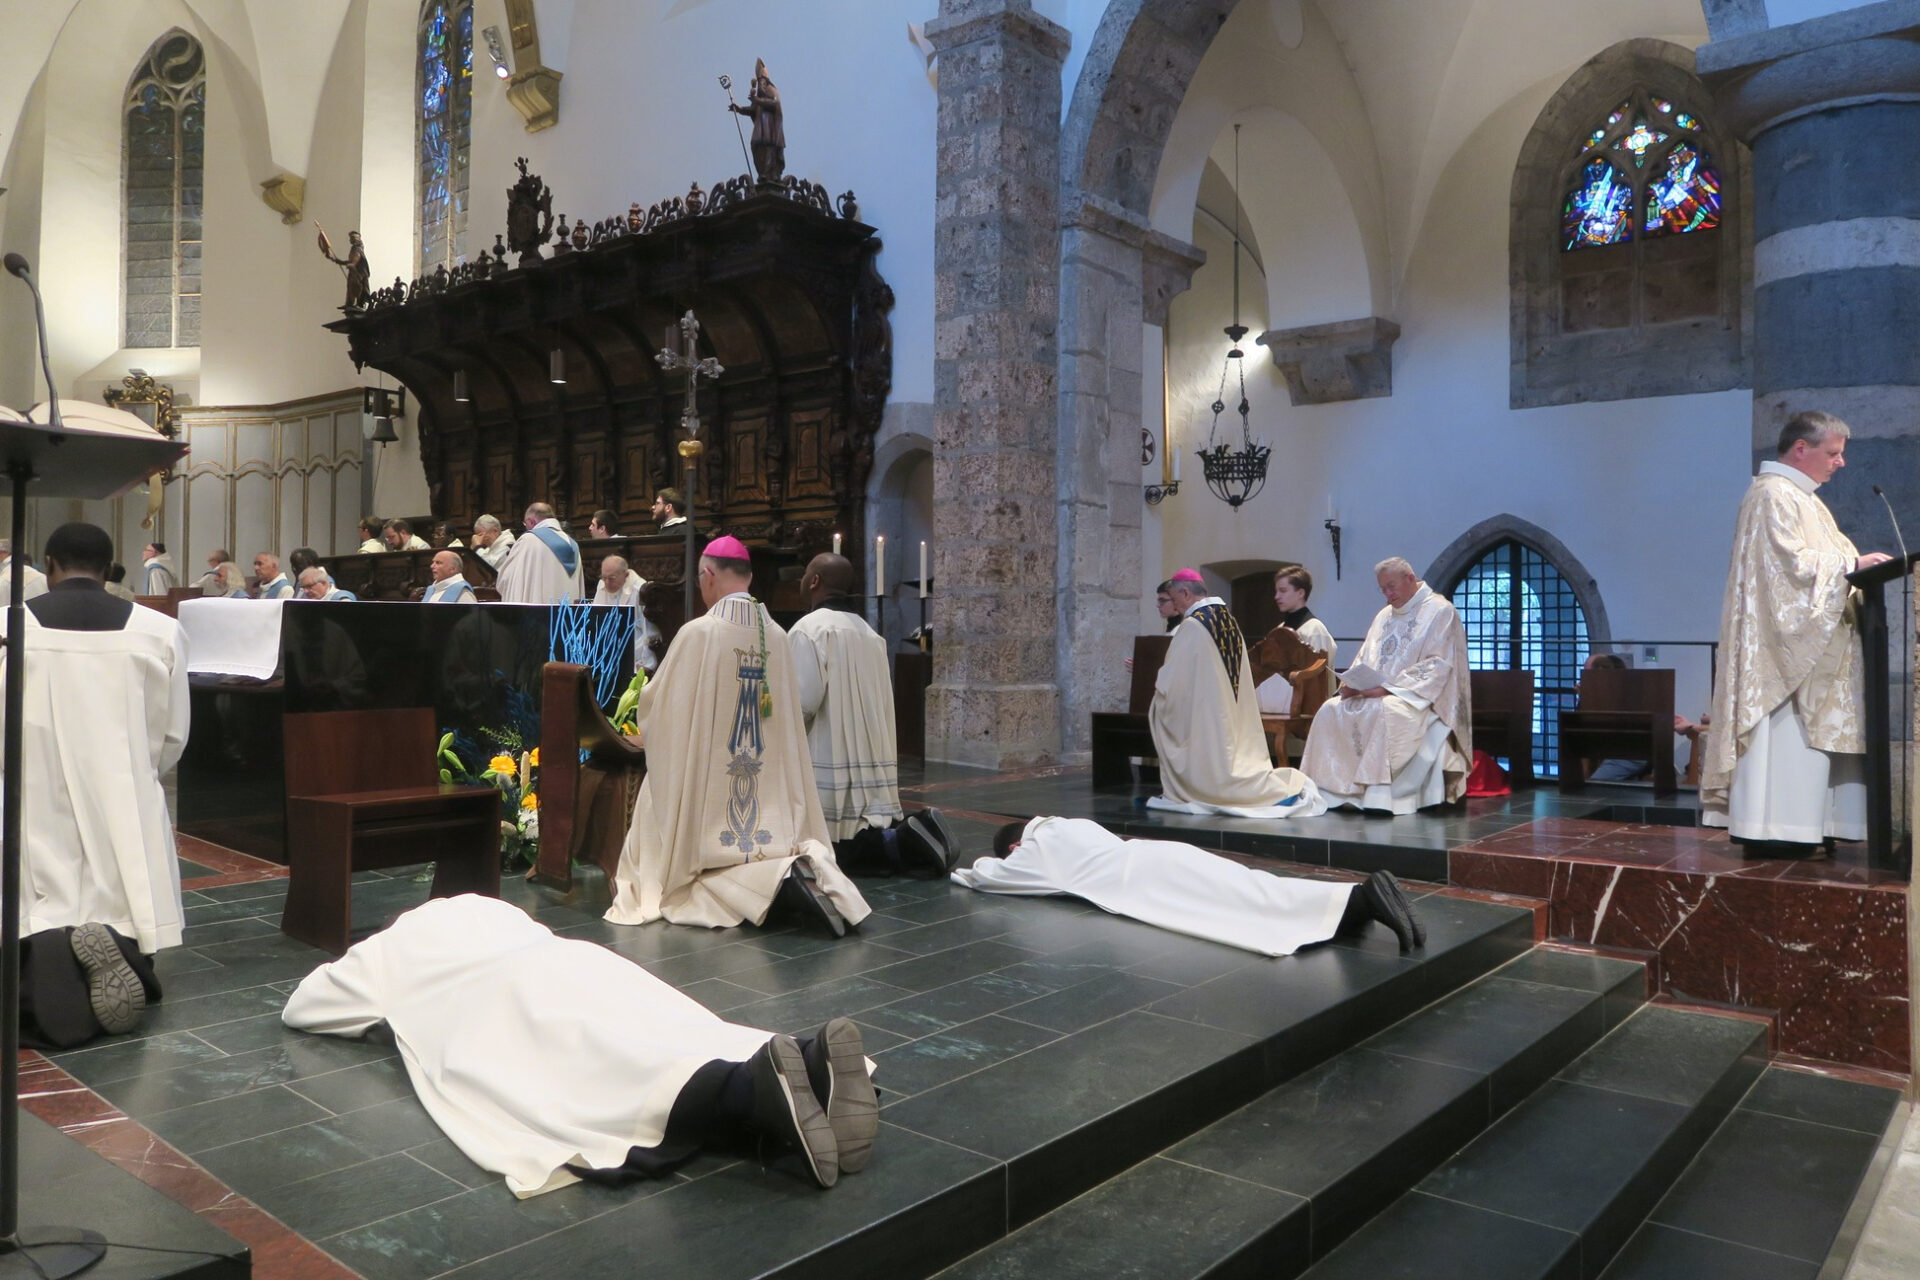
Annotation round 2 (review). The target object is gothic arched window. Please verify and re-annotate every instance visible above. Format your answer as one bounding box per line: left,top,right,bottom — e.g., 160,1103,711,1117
123,31,205,349
416,0,473,276
1510,41,1747,408
1445,538,1591,778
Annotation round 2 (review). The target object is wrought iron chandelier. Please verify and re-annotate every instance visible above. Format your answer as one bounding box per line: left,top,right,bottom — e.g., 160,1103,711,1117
1198,123,1270,510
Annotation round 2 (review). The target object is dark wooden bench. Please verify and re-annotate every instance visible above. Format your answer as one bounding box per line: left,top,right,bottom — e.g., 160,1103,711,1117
1090,635,1171,788
1560,666,1678,795
1469,669,1536,786
531,662,648,892
281,707,502,954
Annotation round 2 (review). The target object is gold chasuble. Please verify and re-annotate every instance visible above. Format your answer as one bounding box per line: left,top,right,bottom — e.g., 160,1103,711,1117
1148,599,1322,816
606,593,871,929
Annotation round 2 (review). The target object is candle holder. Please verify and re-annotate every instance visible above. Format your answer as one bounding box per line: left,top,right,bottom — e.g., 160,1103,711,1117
1325,515,1343,580
1143,478,1180,506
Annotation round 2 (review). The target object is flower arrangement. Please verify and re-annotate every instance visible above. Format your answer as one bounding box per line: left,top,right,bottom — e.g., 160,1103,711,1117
437,731,541,866
612,668,648,735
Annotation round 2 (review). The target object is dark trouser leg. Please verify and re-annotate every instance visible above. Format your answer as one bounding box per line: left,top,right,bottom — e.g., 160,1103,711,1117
833,825,900,876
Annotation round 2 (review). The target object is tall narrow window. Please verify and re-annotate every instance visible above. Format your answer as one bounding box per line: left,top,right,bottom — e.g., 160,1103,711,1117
124,31,205,349
1447,539,1591,778
417,0,474,276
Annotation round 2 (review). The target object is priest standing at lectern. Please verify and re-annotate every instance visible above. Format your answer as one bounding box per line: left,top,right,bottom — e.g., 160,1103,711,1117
1299,557,1472,813
605,536,871,936
1702,412,1890,850
495,502,583,604
1146,568,1324,817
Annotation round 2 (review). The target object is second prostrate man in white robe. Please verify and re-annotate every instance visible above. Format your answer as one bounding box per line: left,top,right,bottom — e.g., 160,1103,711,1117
1300,557,1472,813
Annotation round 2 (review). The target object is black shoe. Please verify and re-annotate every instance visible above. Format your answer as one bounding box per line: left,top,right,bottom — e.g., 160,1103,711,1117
777,864,848,938
70,923,146,1035
896,817,950,879
1361,871,1426,953
801,1018,878,1173
912,808,963,873
750,1034,839,1188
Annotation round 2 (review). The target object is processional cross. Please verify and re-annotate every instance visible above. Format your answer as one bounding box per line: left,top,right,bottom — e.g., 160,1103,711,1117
656,309,725,616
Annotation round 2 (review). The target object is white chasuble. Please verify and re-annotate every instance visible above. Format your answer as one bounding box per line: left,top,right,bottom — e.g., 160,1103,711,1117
1299,584,1472,813
606,593,871,929
1701,463,1867,840
285,896,779,1198
789,605,904,841
956,817,1355,956
494,518,583,604
1147,598,1323,817
2,609,188,951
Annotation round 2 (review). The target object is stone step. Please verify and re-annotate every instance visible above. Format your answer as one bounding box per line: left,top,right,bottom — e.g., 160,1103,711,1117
1599,1066,1903,1280
928,948,1647,1280
1300,1003,1770,1280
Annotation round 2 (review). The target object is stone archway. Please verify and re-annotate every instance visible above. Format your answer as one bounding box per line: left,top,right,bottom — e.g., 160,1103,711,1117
1424,513,1614,652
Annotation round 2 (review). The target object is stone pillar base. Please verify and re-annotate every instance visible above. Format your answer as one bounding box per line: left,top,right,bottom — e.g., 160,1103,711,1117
926,683,1063,769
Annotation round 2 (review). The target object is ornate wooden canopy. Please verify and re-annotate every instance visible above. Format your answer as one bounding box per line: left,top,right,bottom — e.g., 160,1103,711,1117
325,170,893,561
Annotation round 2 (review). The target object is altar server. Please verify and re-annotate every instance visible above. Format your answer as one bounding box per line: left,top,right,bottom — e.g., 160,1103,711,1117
789,553,958,877
1147,568,1323,817
422,550,477,603
1300,558,1472,813
5,522,187,953
593,555,662,672
606,536,870,935
1702,412,1888,849
496,502,583,604
962,817,1427,954
285,895,878,1195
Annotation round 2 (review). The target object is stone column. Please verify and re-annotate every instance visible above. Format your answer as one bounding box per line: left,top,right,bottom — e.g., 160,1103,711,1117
1701,3,1920,538
923,0,1070,767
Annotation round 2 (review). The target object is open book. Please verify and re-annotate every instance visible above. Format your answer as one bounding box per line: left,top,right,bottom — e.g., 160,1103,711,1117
1337,662,1385,691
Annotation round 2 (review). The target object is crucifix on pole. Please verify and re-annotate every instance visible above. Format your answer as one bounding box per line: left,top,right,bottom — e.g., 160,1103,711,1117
656,309,724,618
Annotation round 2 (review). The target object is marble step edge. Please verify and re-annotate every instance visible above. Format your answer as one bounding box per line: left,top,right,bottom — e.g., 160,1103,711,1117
1298,1004,1772,1280
926,947,1651,1280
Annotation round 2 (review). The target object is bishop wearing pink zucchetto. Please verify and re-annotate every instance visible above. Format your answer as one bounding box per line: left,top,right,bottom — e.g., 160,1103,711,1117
1145,568,1327,819
606,535,872,939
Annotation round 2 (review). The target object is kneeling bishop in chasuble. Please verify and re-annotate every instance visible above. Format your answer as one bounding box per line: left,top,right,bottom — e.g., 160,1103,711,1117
1147,568,1325,818
1299,558,1472,814
606,537,871,934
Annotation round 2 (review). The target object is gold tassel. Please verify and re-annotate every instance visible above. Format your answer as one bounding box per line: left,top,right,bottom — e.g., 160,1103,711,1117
760,685,774,719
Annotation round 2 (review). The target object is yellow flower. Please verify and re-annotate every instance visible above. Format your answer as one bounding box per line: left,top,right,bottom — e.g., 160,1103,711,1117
488,754,516,775
527,747,540,768
520,792,539,810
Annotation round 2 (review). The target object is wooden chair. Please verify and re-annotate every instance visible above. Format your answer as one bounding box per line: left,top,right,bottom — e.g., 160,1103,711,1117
1089,635,1171,788
531,663,648,892
1249,626,1332,767
1559,667,1677,795
281,707,502,954
1469,669,1536,786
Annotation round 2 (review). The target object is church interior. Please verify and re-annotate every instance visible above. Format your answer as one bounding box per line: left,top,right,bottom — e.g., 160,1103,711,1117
3,0,1920,1276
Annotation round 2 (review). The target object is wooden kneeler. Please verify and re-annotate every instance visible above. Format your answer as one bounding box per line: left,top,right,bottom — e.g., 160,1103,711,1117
282,707,502,954
531,662,647,892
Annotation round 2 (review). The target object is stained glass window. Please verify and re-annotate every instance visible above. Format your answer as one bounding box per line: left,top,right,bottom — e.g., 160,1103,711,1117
1449,539,1591,778
123,32,204,348
416,0,473,277
1562,89,1720,253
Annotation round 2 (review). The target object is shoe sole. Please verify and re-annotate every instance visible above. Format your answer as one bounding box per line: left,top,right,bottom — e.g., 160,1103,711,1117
818,1017,878,1173
917,809,963,872
898,819,950,880
1374,872,1427,948
767,1035,840,1188
70,923,145,1035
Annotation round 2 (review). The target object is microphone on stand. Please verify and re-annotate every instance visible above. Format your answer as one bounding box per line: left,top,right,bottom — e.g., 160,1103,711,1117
1871,484,1909,567
3,251,62,431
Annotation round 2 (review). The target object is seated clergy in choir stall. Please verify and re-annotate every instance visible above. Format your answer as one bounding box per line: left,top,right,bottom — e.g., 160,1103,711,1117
1702,411,1889,851
605,537,871,936
653,487,690,532
140,541,177,594
1300,557,1473,814
1249,563,1338,714
790,553,961,878
254,552,295,600
382,518,431,552
471,513,515,568
422,550,476,603
190,547,231,593
0,538,49,601
495,502,584,604
356,517,385,554
297,567,358,602
593,555,662,672
5,522,188,954
286,896,878,1194
1147,568,1325,817
206,561,249,598
963,817,1427,954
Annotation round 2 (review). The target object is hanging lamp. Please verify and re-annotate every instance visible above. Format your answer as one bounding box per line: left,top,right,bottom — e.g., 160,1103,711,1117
1198,123,1271,510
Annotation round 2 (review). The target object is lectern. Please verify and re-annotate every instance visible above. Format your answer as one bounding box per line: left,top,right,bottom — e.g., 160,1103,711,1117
1845,550,1917,876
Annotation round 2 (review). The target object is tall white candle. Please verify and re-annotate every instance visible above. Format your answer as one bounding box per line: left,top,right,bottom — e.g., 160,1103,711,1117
1327,493,1334,519
1173,452,1181,483
832,532,842,556
874,535,885,597
919,541,929,597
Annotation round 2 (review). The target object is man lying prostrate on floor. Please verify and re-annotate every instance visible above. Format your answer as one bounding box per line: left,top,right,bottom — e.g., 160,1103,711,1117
1147,568,1326,818
284,895,879,1195
957,817,1427,955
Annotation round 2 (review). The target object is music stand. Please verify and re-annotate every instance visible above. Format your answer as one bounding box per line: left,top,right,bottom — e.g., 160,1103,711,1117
0,404,187,1277
1846,550,1919,876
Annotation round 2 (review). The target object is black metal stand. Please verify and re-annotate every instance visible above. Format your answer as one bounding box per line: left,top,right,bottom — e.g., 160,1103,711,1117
1,461,107,1278
1846,552,1918,876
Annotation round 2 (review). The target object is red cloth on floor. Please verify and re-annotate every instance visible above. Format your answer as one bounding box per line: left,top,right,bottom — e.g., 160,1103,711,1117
1465,749,1510,797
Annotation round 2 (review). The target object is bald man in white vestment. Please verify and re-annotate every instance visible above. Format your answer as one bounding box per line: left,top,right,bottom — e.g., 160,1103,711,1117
605,537,870,935
1702,412,1888,850
593,554,662,673
1146,569,1323,817
285,896,878,1194
1300,558,1472,814
4,522,187,954
494,502,583,604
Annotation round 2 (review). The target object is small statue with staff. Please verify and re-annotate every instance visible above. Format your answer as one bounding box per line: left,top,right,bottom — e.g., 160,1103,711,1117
315,225,371,312
721,59,785,186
